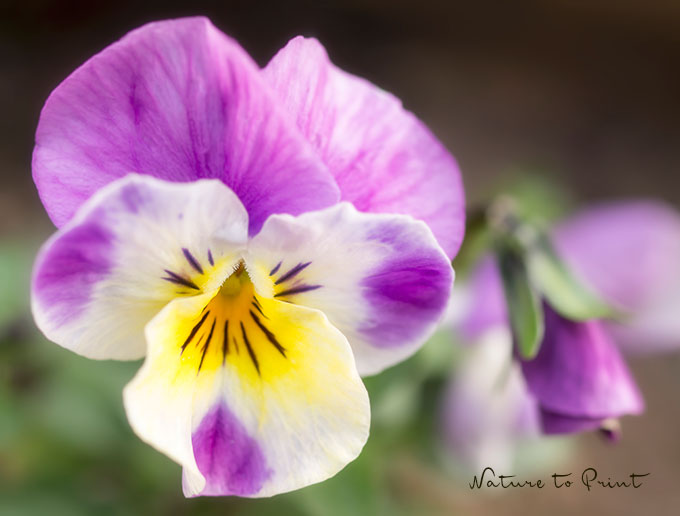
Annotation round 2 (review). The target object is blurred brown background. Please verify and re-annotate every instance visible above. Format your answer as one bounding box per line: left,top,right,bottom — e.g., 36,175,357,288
1,1,679,514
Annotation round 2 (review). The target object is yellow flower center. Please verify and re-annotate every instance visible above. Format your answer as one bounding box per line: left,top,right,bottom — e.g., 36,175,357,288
177,261,290,382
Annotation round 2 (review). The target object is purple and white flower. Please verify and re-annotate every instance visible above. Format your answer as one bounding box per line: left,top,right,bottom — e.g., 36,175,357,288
444,201,680,468
30,18,463,497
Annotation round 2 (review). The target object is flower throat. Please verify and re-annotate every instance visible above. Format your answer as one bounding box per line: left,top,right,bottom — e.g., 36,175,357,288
179,261,286,377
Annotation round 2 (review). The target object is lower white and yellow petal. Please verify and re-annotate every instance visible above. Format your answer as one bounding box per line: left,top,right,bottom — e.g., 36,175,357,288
123,266,370,497
245,202,454,375
31,174,248,360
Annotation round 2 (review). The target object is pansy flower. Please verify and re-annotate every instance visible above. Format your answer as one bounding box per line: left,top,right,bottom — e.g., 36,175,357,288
30,18,464,497
443,201,680,470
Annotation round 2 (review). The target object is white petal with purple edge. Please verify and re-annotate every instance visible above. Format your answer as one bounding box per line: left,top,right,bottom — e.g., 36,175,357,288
32,175,248,360
246,202,454,375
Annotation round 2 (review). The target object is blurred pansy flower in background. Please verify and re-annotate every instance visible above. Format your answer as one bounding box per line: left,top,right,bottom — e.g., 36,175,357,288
30,17,464,497
443,200,680,471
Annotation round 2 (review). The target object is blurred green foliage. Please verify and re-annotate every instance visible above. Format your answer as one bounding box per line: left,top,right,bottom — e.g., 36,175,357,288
454,171,574,278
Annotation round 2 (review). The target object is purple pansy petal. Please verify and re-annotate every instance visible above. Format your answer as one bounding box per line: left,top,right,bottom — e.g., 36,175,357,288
457,256,508,339
263,37,465,259
554,201,680,352
247,202,454,375
521,304,644,421
540,410,607,435
32,175,248,360
33,17,339,233
541,411,622,442
555,201,680,311
607,299,680,355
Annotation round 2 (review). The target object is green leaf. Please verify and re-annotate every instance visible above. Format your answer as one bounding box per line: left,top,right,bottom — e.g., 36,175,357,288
497,245,544,359
528,232,620,321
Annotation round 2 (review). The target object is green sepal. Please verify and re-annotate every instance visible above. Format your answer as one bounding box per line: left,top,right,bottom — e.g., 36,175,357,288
527,232,621,321
496,243,545,359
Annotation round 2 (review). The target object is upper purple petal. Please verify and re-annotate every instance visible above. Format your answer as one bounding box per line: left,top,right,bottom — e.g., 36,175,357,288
554,201,680,353
33,17,339,233
521,304,644,421
263,37,465,258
